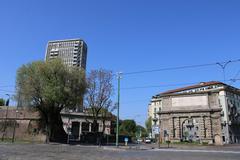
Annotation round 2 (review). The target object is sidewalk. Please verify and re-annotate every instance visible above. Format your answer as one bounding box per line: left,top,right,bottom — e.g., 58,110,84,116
102,143,240,152
146,143,240,151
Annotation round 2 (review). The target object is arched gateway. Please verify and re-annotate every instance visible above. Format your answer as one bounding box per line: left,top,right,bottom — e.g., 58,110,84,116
182,118,200,142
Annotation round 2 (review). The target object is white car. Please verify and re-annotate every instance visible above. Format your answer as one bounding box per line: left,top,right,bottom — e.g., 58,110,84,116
145,138,151,143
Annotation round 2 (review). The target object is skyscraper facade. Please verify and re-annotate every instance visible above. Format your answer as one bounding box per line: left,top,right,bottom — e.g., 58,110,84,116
45,38,87,69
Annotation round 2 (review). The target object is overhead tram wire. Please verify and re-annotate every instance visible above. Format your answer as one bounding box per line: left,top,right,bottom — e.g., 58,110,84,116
229,69,240,86
122,59,240,76
121,79,233,90
121,82,198,90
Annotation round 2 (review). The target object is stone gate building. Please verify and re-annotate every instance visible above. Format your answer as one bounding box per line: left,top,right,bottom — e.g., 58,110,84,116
148,81,240,145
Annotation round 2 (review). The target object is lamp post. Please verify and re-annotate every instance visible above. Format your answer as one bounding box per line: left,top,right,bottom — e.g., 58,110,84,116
136,122,141,149
1,94,10,141
116,72,122,147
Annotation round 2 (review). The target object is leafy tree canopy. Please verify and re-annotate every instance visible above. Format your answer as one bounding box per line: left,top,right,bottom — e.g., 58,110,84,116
136,125,148,138
119,119,137,137
145,117,152,134
0,98,5,106
16,59,86,142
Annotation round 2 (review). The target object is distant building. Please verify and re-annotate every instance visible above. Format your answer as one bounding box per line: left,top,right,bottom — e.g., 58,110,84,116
148,100,161,138
45,38,87,69
148,81,240,145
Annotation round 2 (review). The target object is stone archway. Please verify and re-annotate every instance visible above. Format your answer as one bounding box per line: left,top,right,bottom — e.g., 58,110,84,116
182,118,200,142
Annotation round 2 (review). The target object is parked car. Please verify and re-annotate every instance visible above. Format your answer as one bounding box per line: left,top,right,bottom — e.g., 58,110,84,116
145,138,151,143
137,139,143,143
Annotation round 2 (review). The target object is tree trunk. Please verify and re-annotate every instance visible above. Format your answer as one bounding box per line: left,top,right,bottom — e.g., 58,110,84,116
100,120,106,146
92,119,99,144
43,109,67,143
45,123,49,144
50,111,67,142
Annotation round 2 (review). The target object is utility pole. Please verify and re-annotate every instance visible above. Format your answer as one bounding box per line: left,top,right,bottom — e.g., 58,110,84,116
116,72,122,147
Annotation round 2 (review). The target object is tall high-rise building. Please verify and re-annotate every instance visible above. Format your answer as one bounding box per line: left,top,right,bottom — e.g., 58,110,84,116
45,38,87,69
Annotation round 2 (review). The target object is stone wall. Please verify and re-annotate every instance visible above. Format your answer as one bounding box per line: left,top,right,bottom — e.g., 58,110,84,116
0,107,45,142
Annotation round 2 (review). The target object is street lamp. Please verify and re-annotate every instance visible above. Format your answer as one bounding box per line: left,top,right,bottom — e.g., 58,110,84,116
136,121,142,149
1,94,10,141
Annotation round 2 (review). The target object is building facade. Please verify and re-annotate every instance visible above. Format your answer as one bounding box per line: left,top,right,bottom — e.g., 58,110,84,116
45,38,87,69
148,100,161,138
0,106,112,142
148,81,240,145
61,111,111,141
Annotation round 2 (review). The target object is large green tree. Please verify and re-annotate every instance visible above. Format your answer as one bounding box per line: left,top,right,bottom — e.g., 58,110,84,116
119,119,137,137
0,98,5,106
136,125,148,138
16,59,86,142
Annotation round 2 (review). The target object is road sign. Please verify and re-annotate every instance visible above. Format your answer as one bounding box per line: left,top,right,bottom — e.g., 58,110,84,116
124,137,129,146
152,126,160,134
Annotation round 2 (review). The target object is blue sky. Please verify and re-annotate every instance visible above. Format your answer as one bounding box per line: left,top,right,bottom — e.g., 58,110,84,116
1,0,240,125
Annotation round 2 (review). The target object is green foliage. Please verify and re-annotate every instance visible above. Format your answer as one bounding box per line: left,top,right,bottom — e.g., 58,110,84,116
0,98,5,106
16,59,86,110
136,125,148,138
145,117,152,134
16,59,86,142
119,119,136,137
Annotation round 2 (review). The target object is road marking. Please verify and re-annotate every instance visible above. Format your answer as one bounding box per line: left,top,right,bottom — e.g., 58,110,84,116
151,148,240,154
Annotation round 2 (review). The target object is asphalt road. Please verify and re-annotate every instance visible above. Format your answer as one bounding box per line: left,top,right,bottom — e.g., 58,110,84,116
0,143,240,160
